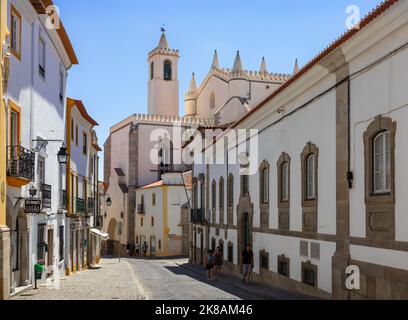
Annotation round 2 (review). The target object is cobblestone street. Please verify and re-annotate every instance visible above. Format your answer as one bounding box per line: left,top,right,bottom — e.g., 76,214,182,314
11,257,309,300
12,258,146,300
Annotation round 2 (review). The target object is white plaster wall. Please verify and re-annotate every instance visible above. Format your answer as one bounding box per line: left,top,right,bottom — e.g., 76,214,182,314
148,54,179,117
135,187,164,254
349,14,408,243
196,76,228,118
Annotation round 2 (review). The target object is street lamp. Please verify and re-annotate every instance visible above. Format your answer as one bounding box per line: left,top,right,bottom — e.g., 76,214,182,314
106,196,112,207
57,146,69,165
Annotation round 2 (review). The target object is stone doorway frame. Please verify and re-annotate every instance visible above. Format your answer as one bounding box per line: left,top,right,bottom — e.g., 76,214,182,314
237,193,254,267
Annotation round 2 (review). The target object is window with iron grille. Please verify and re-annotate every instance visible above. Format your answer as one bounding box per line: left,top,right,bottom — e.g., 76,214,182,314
37,224,46,263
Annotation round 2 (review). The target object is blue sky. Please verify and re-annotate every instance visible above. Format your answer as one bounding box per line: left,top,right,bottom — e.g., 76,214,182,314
56,0,381,153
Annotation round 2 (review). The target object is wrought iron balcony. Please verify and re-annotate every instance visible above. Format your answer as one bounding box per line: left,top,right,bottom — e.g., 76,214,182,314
76,197,86,214
191,208,205,224
7,146,35,182
137,203,145,215
87,197,95,213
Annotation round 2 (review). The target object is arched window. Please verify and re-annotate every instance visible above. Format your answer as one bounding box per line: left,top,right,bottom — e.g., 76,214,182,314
364,116,396,240
277,152,291,230
210,92,215,109
301,143,318,233
373,131,391,193
212,180,217,210
150,62,154,80
219,177,224,208
306,154,316,200
164,60,172,81
261,168,269,203
228,174,234,208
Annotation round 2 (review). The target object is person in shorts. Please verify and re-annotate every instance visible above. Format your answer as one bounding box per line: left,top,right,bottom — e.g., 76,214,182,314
241,244,254,284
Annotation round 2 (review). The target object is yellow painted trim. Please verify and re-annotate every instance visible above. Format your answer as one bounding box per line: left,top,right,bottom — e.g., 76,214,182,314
162,186,169,256
8,99,21,146
7,176,30,187
0,0,7,226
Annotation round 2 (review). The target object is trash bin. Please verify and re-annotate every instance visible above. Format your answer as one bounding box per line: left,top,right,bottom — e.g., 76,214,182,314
34,263,45,289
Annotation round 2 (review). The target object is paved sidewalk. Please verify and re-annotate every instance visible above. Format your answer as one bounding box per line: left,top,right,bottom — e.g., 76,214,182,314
12,258,146,300
176,261,314,300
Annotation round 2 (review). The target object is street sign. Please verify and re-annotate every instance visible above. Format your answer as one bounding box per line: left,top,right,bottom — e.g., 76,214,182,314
25,199,42,214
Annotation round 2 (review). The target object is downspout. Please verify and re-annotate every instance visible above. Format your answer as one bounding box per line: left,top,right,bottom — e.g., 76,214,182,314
347,78,353,189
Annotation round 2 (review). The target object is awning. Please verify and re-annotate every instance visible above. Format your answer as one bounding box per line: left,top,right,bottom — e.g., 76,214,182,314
90,229,110,241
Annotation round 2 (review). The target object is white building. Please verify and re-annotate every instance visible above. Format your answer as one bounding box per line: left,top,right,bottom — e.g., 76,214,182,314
103,32,289,257
190,0,408,300
5,0,77,294
65,98,103,274
135,172,191,257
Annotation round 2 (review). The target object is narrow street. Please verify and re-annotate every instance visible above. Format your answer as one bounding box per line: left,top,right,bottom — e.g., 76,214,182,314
11,258,263,300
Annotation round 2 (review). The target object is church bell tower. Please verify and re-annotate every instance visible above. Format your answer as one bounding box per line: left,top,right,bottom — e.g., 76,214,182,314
148,31,180,117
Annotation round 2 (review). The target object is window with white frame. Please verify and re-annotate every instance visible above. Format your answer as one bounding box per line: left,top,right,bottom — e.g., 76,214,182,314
373,131,391,194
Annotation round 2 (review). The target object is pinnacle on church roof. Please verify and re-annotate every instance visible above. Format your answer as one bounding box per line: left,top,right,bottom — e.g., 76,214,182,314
232,50,244,72
188,72,197,92
158,32,169,49
293,58,300,75
212,50,219,69
260,57,268,74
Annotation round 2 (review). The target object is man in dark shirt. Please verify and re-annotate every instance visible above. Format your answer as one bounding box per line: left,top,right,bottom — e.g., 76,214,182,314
241,244,254,284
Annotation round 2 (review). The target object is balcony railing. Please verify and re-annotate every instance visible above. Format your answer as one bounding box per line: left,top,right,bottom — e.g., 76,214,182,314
41,184,52,209
87,197,95,214
137,204,145,215
7,146,35,181
76,198,86,214
191,208,205,224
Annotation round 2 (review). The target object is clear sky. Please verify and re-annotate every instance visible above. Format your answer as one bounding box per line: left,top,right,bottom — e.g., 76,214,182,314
56,0,381,163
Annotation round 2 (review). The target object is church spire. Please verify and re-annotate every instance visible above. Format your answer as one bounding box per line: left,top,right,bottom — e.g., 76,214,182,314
293,58,300,75
211,50,219,69
259,57,268,74
158,31,169,49
188,72,197,93
232,50,244,72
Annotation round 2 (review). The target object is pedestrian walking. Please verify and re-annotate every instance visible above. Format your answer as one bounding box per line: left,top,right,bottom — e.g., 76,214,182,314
214,246,223,279
240,244,254,284
143,242,148,257
206,250,214,281
126,242,130,256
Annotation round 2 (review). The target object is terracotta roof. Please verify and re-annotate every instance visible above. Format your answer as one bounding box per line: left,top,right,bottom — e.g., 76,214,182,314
29,0,78,65
230,0,400,129
67,98,99,127
140,181,164,189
